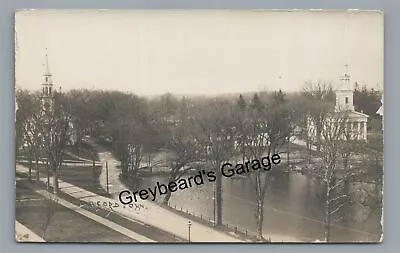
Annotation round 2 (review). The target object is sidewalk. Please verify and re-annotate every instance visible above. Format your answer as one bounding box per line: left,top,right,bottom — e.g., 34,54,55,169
96,151,244,242
19,180,154,242
16,164,243,243
15,220,45,242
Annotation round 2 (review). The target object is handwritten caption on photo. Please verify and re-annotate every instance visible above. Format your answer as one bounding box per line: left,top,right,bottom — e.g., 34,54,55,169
80,200,146,211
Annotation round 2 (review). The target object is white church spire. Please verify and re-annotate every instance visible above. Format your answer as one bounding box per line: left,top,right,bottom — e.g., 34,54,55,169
41,48,55,117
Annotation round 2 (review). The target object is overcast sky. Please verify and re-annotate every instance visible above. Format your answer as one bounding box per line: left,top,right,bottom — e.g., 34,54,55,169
15,10,383,96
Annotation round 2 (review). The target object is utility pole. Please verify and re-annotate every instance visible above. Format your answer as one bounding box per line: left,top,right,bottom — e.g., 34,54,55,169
215,164,222,226
92,158,95,181
213,182,216,226
188,220,192,243
106,161,109,194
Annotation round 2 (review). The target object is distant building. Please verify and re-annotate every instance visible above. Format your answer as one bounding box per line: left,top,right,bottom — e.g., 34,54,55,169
334,68,369,140
42,52,77,146
40,52,55,122
36,52,77,146
377,94,384,132
307,66,368,142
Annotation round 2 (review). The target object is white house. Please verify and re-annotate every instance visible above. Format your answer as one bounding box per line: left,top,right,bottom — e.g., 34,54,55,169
376,94,384,133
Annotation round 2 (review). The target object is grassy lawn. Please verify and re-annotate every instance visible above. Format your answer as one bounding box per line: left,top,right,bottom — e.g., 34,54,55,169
16,174,185,242
15,181,135,242
65,141,100,161
19,162,109,197
17,141,99,162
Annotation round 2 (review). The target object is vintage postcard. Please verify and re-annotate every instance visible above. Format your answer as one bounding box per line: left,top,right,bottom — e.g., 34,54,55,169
15,9,383,243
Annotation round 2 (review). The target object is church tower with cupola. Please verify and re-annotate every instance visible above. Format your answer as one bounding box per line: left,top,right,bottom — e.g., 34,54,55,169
335,64,355,112
334,64,369,141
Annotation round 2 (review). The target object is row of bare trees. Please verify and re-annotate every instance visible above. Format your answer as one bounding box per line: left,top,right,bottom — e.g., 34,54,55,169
16,89,73,194
152,91,296,240
159,87,369,241
16,82,383,241
295,83,382,242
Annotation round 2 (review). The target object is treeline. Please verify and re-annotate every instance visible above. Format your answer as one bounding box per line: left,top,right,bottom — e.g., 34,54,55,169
354,83,383,131
15,82,383,241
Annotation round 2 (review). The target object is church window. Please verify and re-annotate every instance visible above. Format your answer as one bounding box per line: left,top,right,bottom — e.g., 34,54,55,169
345,97,349,104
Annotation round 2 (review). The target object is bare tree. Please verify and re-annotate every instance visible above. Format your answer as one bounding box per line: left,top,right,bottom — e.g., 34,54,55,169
24,112,45,182
162,118,203,205
196,99,237,226
42,91,72,194
16,90,45,181
234,91,293,241
16,90,35,155
302,82,335,151
41,192,58,239
311,111,358,242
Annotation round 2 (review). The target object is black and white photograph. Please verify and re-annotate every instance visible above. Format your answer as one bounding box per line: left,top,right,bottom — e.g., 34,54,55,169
14,9,383,243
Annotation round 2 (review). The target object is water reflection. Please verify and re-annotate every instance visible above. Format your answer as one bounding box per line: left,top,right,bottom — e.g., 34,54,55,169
132,169,381,242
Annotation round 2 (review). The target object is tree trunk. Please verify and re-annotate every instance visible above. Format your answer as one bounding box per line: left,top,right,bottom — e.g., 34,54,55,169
316,124,322,151
28,152,32,180
46,160,50,190
215,165,222,226
134,146,142,172
35,157,40,182
256,198,265,241
28,161,32,180
306,137,312,164
121,150,127,174
324,187,331,242
163,174,177,205
287,140,290,167
324,209,331,242
163,190,172,205
76,123,82,155
92,160,96,181
148,154,151,168
343,154,349,170
343,179,350,222
53,166,59,194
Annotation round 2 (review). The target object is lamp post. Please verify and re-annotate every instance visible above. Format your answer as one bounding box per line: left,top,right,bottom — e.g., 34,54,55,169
212,186,216,226
106,160,109,194
188,220,192,243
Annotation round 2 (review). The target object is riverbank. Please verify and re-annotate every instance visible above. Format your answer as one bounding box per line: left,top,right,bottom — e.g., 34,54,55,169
93,141,381,243
95,151,245,242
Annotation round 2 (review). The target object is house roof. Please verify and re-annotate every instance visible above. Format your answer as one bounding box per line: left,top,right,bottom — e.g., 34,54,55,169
377,95,384,116
348,110,369,119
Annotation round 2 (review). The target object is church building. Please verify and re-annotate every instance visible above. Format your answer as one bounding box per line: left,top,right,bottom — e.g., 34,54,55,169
307,66,369,142
39,51,77,146
40,52,55,120
334,68,369,141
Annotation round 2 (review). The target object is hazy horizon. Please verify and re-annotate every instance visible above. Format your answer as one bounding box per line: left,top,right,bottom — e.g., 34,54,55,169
15,10,384,95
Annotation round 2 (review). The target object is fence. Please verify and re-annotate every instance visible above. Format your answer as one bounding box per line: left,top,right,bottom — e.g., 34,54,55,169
16,158,102,167
167,202,258,240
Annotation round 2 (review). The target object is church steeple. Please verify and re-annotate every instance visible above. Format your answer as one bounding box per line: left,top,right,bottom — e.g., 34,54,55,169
41,49,55,117
42,49,53,96
339,64,352,90
335,64,355,112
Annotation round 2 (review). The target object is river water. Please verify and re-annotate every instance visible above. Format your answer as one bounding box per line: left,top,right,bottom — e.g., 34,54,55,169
132,168,382,242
